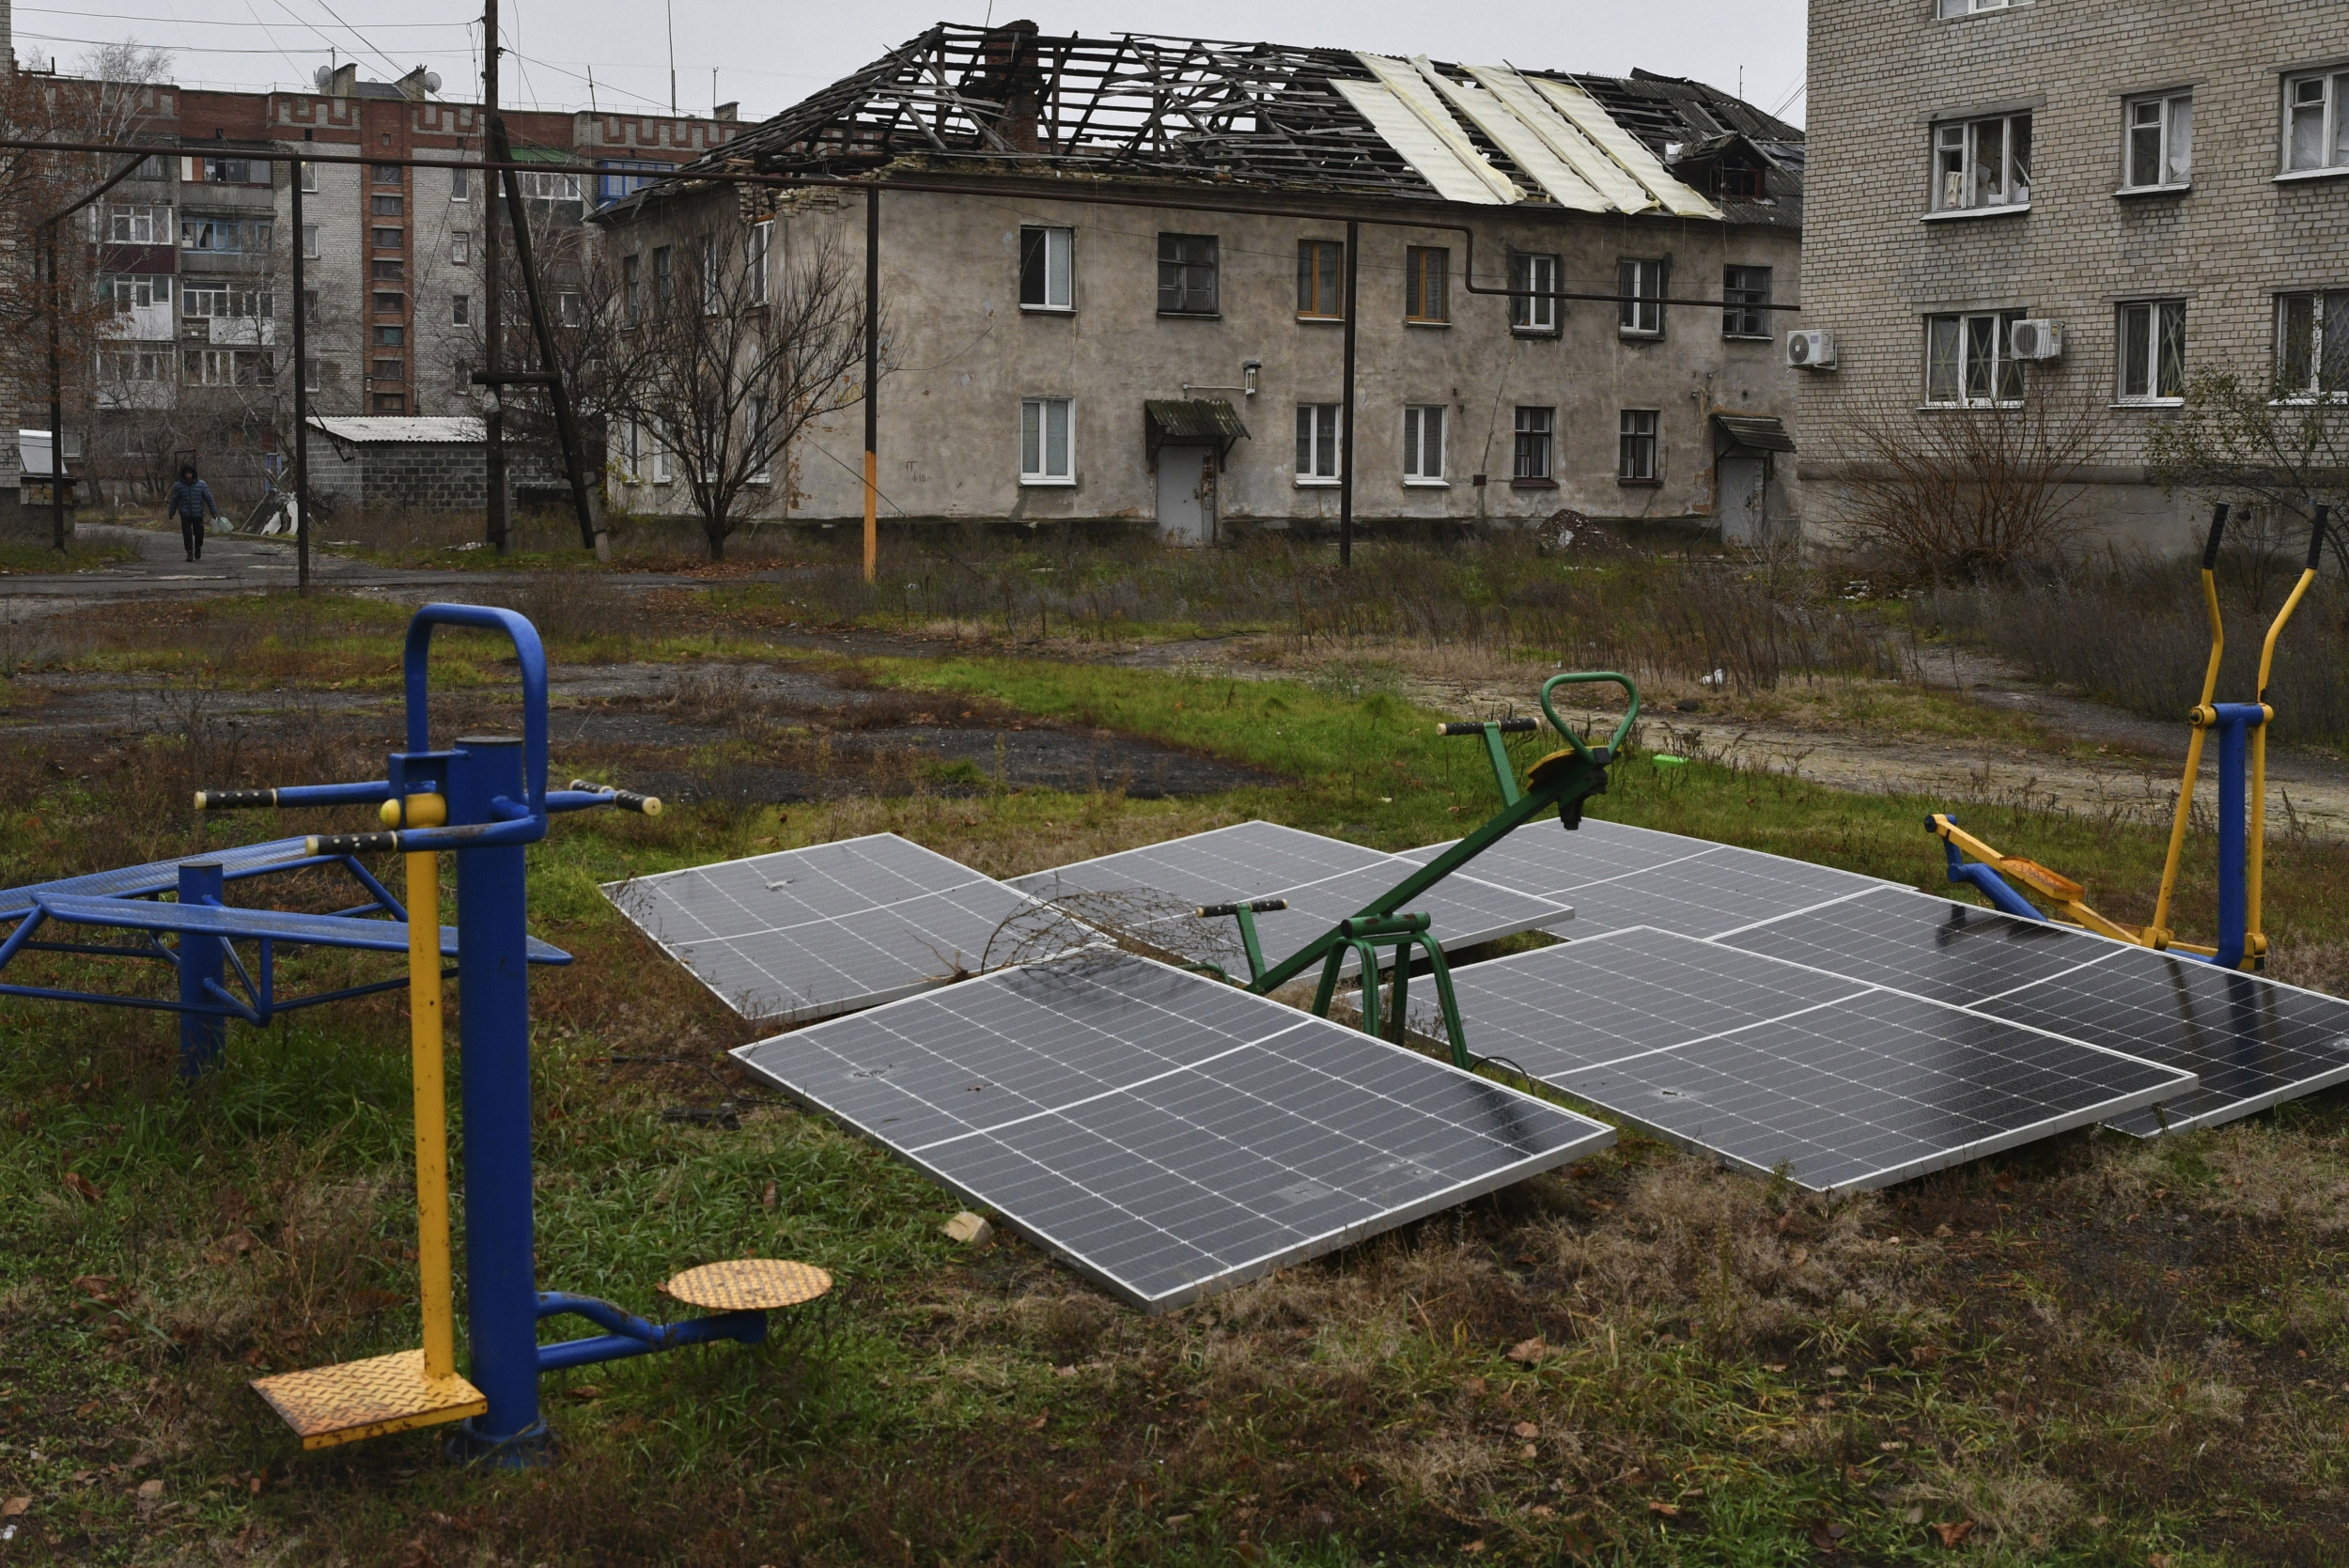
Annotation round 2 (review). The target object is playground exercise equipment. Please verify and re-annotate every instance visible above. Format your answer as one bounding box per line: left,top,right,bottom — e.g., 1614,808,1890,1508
0,604,829,1461
1201,671,1636,1063
1931,504,2330,970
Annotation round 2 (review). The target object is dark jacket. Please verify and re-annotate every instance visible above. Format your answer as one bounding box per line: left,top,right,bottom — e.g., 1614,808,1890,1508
167,478,218,520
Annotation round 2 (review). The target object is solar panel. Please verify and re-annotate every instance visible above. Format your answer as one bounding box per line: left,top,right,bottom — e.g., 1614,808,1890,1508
1009,820,1573,973
735,950,1614,1310
1444,926,2196,1190
604,833,1075,1023
1403,818,1893,940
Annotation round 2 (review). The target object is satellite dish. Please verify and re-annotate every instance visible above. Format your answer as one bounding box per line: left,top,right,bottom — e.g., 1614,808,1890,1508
313,65,334,93
423,71,442,94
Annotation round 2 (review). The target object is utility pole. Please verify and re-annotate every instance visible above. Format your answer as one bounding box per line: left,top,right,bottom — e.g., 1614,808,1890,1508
291,133,310,593
1338,218,1358,568
45,221,64,551
482,0,507,555
863,184,878,583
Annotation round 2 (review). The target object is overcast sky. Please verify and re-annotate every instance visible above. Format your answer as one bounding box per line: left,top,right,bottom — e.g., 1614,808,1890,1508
13,1,1808,128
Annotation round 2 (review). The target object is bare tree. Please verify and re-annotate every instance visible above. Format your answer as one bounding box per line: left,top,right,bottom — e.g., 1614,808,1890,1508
614,218,870,561
2149,366,2349,578
1823,371,2108,575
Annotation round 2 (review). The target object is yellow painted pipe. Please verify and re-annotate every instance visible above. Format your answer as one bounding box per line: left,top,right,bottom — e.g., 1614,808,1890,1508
2247,564,2319,958
2149,565,2225,945
380,792,457,1382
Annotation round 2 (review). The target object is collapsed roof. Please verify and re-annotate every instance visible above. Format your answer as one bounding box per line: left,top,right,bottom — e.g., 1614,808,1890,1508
665,22,1801,226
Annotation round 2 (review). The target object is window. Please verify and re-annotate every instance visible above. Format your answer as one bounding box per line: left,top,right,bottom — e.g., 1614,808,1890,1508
559,291,583,328
516,170,582,201
1158,233,1218,315
1618,259,1664,335
2117,300,2186,403
373,394,406,414
1020,397,1074,484
301,224,318,258
1294,403,1340,483
747,395,772,484
373,163,401,185
1936,0,2015,14
371,226,403,250
1020,225,1073,311
2275,291,2349,397
1405,246,1449,323
185,156,268,185
373,325,405,349
2124,93,2193,190
451,166,470,201
97,347,166,383
1509,252,1558,333
103,204,171,243
1298,240,1343,318
701,234,719,314
372,258,405,282
451,230,470,265
595,160,673,205
1618,410,1659,481
299,161,318,194
301,288,317,323
748,220,771,307
1924,309,2029,405
183,349,269,385
652,246,674,311
101,273,168,311
650,422,672,484
1512,406,1554,482
1932,113,2031,211
179,217,272,254
180,286,271,320
1403,406,1446,483
451,293,470,326
303,357,320,393
623,255,641,323
373,358,405,384
2284,70,2349,175
371,194,403,217
1722,265,1772,338
373,291,406,317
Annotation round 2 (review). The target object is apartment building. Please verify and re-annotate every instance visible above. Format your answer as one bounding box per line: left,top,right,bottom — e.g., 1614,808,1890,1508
598,23,1808,542
1797,0,2349,550
49,67,739,506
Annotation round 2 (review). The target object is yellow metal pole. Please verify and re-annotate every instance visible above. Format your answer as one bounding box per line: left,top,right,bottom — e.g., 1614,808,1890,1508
381,792,457,1381
2247,559,2320,960
2148,551,2227,944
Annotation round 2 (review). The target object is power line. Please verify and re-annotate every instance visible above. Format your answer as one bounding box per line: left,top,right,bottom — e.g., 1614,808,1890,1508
270,0,407,82
17,7,467,30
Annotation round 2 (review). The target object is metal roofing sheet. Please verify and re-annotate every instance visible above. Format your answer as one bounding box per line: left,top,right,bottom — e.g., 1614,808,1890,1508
1330,78,1510,207
1354,54,1524,206
305,415,487,444
1414,62,1608,212
1468,68,1657,214
1713,413,1796,454
1144,399,1250,443
1530,77,1719,219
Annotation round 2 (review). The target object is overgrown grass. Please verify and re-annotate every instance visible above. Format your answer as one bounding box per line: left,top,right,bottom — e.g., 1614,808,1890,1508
0,536,141,573
2,585,2347,1565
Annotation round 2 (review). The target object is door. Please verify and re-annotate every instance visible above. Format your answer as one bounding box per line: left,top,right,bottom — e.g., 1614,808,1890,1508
1718,456,1766,545
1156,444,1214,545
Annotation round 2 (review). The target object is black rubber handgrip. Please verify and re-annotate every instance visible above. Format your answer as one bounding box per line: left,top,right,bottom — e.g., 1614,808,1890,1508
194,788,276,811
306,831,399,856
569,778,664,815
2201,504,2229,569
2309,505,2330,572
1438,718,1538,736
1196,898,1288,918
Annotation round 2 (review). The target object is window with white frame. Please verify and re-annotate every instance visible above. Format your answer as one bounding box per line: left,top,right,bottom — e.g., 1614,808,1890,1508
1021,397,1073,484
1403,405,1446,483
650,421,672,484
102,203,171,243
1722,265,1772,337
452,292,470,326
1294,403,1339,483
2275,290,2349,398
1924,309,2029,405
101,273,168,311
747,395,772,483
451,166,471,202
299,161,318,194
303,357,321,393
98,347,167,383
451,230,470,265
515,170,582,201
1936,0,2016,15
2117,300,2186,403
1618,259,1663,336
1509,252,1559,333
749,220,771,306
1931,112,2031,211
2124,92,2192,190
2284,70,2349,175
181,286,271,320
1618,410,1659,481
1020,225,1073,311
559,291,583,328
302,225,319,258
183,349,269,385
1513,406,1554,481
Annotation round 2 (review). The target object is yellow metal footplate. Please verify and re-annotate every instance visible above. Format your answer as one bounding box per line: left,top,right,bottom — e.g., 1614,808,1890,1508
661,1259,832,1312
251,1349,487,1450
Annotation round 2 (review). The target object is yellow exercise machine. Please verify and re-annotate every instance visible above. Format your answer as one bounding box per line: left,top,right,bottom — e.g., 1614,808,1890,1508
1931,502,2330,970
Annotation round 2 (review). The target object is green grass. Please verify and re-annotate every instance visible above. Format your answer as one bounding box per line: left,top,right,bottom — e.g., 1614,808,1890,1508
0,536,140,573
1,637,2345,1564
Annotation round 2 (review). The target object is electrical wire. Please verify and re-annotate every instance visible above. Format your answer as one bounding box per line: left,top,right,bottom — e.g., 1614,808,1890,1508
15,7,466,29
270,0,407,82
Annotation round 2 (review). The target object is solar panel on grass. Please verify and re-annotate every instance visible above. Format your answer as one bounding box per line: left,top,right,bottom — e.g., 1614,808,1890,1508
734,950,1614,1310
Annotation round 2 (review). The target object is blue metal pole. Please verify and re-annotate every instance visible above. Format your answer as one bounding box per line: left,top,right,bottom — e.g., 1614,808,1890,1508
176,861,226,1077
446,736,546,1462
2211,706,2257,970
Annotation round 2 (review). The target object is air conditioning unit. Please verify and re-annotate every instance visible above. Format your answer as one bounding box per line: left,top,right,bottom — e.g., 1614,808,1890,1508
1784,330,1837,370
2010,318,2065,361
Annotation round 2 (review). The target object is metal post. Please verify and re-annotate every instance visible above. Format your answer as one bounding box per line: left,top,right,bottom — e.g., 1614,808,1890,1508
491,116,601,554
482,0,508,555
446,735,544,1459
291,143,309,593
2213,709,2251,970
176,861,226,1076
1339,218,1358,568
862,183,879,583
46,221,66,551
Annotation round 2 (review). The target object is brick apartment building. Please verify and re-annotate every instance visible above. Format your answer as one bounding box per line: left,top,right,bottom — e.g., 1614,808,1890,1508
1797,0,2349,551
10,55,739,511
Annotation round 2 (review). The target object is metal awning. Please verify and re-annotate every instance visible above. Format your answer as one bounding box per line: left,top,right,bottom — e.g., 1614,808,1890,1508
1712,413,1796,455
1144,398,1250,468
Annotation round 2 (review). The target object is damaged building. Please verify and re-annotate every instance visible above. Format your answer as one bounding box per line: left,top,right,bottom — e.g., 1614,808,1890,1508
597,22,1806,542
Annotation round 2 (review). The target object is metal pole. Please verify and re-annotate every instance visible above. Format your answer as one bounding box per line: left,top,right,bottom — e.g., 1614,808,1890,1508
175,861,226,1076
1338,218,1358,568
448,735,543,1458
291,142,309,593
482,0,508,555
46,222,66,551
491,116,601,553
863,184,879,583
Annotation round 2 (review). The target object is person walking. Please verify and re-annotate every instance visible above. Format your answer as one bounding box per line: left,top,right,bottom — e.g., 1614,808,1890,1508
165,464,219,562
